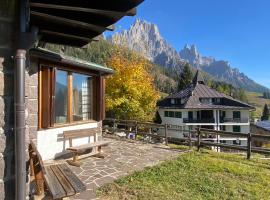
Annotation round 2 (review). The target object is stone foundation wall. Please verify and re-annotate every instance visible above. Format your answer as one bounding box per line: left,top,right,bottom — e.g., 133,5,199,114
0,1,17,199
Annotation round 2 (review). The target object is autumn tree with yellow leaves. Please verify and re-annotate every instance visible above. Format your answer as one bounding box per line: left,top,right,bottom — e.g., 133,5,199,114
105,50,160,121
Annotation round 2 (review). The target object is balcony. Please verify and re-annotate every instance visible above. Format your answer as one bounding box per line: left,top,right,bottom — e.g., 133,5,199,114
183,118,215,123
220,118,249,123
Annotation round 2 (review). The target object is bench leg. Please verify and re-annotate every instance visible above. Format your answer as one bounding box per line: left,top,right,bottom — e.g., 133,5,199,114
67,153,81,167
93,146,105,159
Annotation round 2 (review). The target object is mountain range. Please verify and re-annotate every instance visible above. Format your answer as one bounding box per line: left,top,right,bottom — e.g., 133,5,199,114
107,19,269,93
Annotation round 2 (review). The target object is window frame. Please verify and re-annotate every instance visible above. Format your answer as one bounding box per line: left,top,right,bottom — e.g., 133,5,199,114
38,63,104,129
233,125,241,133
168,111,175,118
233,111,241,119
175,111,182,118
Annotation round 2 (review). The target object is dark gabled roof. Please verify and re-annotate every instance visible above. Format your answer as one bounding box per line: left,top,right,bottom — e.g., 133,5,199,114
29,0,144,47
30,47,114,75
158,72,254,110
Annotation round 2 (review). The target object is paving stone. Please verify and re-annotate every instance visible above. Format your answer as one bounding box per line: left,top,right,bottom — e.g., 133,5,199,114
69,138,180,200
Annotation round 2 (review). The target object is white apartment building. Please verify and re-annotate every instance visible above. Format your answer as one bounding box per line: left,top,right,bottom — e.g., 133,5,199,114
157,71,254,146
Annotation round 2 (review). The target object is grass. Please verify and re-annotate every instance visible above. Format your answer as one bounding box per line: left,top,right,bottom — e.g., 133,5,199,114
246,91,270,118
98,149,270,200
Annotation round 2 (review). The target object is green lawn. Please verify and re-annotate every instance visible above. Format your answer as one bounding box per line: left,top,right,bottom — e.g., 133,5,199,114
98,150,270,200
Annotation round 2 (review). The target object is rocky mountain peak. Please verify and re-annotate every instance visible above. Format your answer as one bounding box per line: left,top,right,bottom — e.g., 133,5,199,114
107,19,269,92
107,19,184,69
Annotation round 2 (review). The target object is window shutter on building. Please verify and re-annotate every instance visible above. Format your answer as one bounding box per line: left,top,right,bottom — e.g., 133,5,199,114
94,76,105,121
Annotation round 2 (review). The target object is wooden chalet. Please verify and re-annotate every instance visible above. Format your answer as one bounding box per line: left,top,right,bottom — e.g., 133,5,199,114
0,0,144,199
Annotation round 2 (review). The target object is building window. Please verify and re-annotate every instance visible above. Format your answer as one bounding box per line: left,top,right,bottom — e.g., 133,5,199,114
55,70,68,124
233,140,241,145
168,111,175,117
233,125,241,132
39,66,100,128
164,111,169,117
220,125,226,131
171,99,175,105
175,112,182,118
233,111,241,119
220,140,226,144
72,73,93,121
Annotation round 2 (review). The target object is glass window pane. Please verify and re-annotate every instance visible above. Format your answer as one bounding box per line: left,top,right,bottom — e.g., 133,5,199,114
175,112,182,118
55,70,68,123
169,111,174,117
164,111,168,117
233,125,241,132
233,111,241,119
73,73,93,121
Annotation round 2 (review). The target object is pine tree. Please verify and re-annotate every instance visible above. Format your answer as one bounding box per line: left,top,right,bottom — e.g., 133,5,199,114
177,63,193,91
261,104,270,121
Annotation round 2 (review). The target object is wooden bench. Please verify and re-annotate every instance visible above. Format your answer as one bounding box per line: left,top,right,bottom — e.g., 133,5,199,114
29,141,86,199
63,128,110,167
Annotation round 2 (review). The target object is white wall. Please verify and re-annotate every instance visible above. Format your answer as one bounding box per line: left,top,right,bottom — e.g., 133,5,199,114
224,125,250,133
37,122,99,160
158,108,185,125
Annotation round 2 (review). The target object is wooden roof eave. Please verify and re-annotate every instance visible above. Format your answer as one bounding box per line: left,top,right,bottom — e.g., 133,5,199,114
30,11,115,32
30,3,137,17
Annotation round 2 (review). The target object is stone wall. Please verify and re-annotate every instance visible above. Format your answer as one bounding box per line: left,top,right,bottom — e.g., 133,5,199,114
0,1,17,199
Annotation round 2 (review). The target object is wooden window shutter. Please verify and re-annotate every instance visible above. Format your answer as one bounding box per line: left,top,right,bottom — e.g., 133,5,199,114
94,76,105,121
40,67,55,128
50,68,56,126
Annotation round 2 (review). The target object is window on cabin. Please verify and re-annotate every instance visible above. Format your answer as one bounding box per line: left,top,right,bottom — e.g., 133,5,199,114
233,125,241,132
39,66,103,128
171,99,175,104
175,112,182,118
72,73,93,121
55,70,68,124
233,111,241,119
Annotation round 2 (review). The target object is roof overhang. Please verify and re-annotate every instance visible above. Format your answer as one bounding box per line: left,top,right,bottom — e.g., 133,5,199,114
30,48,114,76
29,0,144,47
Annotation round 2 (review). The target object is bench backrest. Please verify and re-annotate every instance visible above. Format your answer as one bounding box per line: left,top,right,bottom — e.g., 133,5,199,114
63,127,101,147
29,140,46,175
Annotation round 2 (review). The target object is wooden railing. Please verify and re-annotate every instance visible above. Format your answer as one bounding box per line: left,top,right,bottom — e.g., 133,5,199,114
198,128,270,159
102,118,270,159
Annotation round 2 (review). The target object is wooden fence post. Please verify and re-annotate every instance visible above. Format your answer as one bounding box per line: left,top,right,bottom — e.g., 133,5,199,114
165,124,168,145
197,128,201,151
135,121,138,140
189,128,192,149
247,132,252,159
113,119,116,134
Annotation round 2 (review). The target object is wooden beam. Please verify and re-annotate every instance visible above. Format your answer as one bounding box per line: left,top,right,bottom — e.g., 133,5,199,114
30,11,115,32
126,8,137,16
30,3,131,18
40,30,93,42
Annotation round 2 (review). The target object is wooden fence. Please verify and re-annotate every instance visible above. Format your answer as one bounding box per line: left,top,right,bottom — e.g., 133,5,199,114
102,118,270,159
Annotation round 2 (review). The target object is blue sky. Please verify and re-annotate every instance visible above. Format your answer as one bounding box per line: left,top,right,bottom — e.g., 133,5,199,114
107,0,270,89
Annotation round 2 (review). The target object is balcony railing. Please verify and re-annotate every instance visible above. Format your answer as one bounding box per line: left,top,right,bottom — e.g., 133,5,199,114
183,118,215,123
220,118,249,123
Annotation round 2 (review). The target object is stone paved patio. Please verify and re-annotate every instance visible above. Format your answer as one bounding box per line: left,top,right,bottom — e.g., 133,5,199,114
66,139,182,200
